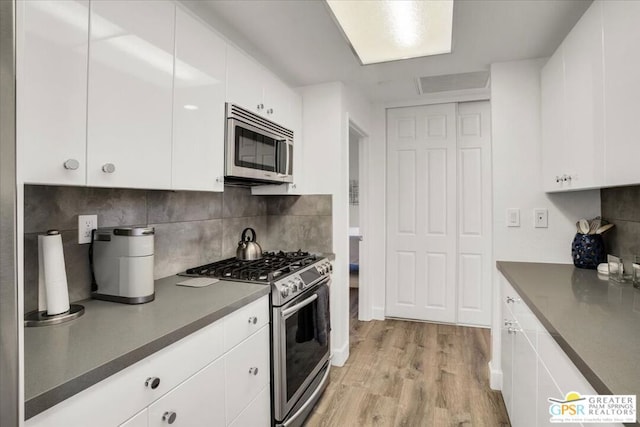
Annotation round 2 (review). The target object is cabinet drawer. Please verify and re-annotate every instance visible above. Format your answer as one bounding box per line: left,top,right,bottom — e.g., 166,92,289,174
225,325,270,423
119,409,148,427
26,318,224,427
148,358,226,427
224,295,269,351
502,278,537,348
228,384,270,427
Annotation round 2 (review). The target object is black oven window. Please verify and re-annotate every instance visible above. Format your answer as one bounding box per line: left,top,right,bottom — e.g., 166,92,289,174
235,126,277,171
285,300,328,401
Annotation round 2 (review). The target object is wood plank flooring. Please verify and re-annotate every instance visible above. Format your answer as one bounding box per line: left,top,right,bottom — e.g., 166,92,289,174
304,289,510,427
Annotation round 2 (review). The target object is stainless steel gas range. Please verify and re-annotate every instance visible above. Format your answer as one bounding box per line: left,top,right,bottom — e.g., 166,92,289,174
184,251,332,427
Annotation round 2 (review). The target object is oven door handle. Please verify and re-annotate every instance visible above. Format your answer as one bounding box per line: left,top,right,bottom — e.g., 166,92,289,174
281,294,318,318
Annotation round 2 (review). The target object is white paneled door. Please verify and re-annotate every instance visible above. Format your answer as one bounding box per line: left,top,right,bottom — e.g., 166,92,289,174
386,101,492,326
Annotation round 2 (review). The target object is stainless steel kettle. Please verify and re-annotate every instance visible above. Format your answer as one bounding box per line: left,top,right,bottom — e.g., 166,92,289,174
236,228,263,261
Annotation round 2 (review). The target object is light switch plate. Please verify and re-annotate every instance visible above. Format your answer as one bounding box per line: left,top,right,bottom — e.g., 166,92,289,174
534,209,548,228
507,208,520,227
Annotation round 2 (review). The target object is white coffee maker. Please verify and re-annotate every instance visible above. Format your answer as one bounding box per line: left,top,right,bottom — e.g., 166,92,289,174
91,227,155,304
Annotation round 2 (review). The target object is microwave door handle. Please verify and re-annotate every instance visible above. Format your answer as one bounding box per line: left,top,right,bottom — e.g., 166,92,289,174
285,140,290,177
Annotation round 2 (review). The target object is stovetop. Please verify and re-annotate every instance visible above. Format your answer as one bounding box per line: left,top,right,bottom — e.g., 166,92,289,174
185,250,318,282
183,250,332,306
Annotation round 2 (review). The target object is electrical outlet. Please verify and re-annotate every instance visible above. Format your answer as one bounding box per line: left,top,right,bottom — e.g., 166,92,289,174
78,214,97,244
534,209,548,228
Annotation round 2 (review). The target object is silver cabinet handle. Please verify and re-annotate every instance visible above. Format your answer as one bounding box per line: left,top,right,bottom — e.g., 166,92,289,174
63,159,79,170
257,103,264,110
267,108,274,114
504,319,515,327
249,367,259,376
248,316,258,325
555,175,562,183
215,176,223,183
145,377,160,390
507,327,518,334
162,411,177,424
102,163,115,173
506,296,520,304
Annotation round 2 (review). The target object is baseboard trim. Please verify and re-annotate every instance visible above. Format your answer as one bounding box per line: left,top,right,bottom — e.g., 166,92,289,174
489,361,503,390
331,340,349,367
372,306,385,320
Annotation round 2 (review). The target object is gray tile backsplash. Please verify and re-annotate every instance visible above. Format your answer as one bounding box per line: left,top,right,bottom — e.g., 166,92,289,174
601,186,640,268
24,185,332,313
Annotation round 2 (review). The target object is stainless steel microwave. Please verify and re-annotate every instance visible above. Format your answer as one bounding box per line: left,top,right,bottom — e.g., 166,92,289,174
225,103,293,185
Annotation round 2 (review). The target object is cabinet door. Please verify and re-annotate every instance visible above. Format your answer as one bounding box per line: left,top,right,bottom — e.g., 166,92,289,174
17,0,89,186
87,0,174,189
562,1,604,190
500,301,515,418
119,409,148,427
262,72,292,128
172,8,226,191
541,48,566,192
148,358,226,427
228,385,270,427
225,326,270,423
537,360,561,427
511,328,537,427
603,0,640,186
226,46,264,115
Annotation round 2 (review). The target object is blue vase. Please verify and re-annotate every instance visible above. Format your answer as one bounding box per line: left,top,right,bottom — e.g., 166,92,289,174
571,233,605,269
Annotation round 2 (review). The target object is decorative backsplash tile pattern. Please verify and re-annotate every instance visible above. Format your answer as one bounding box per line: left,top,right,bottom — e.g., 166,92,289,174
24,185,332,313
601,186,640,270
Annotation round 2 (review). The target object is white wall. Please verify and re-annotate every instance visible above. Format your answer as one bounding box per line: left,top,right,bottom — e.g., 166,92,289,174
489,58,601,388
298,82,371,366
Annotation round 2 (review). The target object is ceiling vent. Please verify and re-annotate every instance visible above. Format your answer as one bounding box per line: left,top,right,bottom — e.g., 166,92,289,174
416,71,490,95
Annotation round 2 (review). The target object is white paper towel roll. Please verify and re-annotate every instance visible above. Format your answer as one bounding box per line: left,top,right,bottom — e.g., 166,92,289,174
38,231,70,315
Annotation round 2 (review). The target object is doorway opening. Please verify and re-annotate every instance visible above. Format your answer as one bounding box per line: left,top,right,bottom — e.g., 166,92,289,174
348,122,367,323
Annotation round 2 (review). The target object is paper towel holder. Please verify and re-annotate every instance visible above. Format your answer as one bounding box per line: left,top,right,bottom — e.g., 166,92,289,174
24,304,85,327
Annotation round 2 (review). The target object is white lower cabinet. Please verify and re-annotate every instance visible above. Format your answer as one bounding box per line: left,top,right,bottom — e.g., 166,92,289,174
228,384,270,427
148,358,226,427
500,276,623,427
26,295,270,427
119,410,148,427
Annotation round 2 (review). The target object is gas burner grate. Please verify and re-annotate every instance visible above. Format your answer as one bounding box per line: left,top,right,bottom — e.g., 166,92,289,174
185,251,317,283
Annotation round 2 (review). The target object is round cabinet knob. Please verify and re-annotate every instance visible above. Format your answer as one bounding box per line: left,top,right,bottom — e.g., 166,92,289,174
102,163,116,173
257,103,264,110
63,159,80,170
249,367,259,376
145,377,161,390
248,316,258,325
162,411,177,424
267,108,274,115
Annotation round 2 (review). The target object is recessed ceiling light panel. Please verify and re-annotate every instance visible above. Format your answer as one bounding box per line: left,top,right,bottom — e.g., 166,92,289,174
326,0,454,65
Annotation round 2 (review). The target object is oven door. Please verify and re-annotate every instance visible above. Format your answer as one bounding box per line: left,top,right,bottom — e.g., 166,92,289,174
273,280,330,422
226,117,291,183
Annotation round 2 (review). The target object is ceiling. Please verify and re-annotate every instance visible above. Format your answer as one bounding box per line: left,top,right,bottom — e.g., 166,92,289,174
181,0,592,102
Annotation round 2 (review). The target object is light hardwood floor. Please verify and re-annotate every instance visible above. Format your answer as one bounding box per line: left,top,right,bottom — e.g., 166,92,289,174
304,289,510,427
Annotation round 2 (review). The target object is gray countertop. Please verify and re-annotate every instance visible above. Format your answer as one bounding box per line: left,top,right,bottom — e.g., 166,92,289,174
24,275,270,419
497,261,640,400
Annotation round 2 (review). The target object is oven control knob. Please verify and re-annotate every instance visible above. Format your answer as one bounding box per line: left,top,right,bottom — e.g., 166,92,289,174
295,277,304,290
288,280,297,292
280,286,289,298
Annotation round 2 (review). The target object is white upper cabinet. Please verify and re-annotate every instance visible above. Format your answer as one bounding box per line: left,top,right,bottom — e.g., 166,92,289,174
87,0,175,189
541,48,566,192
226,45,296,129
602,0,640,187
541,1,604,192
17,0,89,186
172,8,226,192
